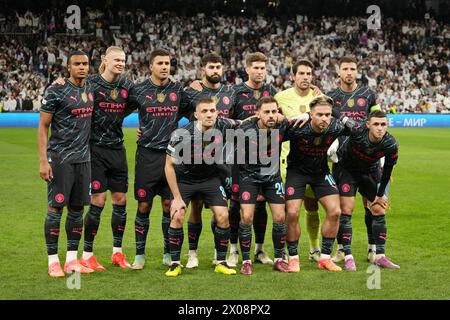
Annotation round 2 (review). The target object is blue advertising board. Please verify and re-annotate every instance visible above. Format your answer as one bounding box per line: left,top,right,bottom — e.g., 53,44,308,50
0,113,449,128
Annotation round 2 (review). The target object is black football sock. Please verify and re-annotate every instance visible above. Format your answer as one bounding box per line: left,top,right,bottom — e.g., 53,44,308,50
372,215,387,254
66,208,83,252
321,237,335,256
162,210,171,254
111,204,127,248
188,222,203,251
254,201,268,245
168,227,184,262
214,226,230,262
239,222,252,261
83,204,103,252
229,199,240,244
272,223,287,259
365,207,376,245
339,214,353,256
45,211,62,255
135,209,150,255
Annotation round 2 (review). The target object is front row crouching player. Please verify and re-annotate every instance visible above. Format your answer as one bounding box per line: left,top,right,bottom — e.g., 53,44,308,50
164,97,240,277
333,110,400,270
237,96,291,275
284,95,360,272
38,51,95,277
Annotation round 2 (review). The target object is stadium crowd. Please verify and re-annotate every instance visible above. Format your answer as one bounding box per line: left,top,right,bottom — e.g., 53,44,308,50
0,5,449,113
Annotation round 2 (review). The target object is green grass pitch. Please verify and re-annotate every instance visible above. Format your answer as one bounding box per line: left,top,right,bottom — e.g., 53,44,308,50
1,127,449,299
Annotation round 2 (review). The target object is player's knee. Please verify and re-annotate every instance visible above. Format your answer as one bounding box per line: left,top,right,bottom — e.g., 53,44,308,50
286,202,300,216
340,204,354,215
241,213,253,225
111,192,126,206
138,201,151,213
327,207,341,221
272,213,285,224
48,206,63,214
215,212,229,227
161,199,171,213
370,204,385,215
172,210,185,225
91,192,107,207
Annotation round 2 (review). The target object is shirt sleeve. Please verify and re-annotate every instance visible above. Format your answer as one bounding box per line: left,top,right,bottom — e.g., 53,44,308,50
179,87,195,117
166,130,185,159
40,86,60,114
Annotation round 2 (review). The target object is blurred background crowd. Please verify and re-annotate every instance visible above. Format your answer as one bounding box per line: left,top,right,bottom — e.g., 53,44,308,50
0,0,449,113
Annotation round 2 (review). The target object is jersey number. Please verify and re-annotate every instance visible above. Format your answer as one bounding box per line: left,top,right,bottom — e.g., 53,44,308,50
275,182,285,195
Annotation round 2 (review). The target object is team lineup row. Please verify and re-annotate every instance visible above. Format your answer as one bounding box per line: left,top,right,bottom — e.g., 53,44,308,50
38,47,399,278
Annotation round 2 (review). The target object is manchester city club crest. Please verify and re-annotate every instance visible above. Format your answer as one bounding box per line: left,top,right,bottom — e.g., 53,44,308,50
157,92,166,103
299,105,306,113
81,92,88,103
313,137,321,146
347,98,355,108
110,89,118,100
253,90,260,99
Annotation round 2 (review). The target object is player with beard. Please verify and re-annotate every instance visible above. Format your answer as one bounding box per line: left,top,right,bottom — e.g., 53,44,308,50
227,52,278,267
274,59,323,271
186,52,276,268
327,56,382,269
237,97,290,275
284,95,362,272
183,53,236,268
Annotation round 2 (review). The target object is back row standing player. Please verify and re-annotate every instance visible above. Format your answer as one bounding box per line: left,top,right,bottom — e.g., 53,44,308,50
129,48,192,270
52,46,136,271
39,51,95,277
183,53,236,268
187,52,277,268
326,56,383,269
274,59,323,268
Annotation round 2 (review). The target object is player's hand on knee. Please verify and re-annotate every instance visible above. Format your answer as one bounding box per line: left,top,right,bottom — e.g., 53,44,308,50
170,198,186,216
39,161,53,182
370,196,388,210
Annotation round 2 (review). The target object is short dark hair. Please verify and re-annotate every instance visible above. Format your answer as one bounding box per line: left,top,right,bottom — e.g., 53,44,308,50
67,50,88,65
149,48,171,65
256,96,278,110
292,59,314,74
245,52,268,67
195,97,215,110
309,95,334,110
368,110,387,120
200,53,223,67
339,56,358,67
